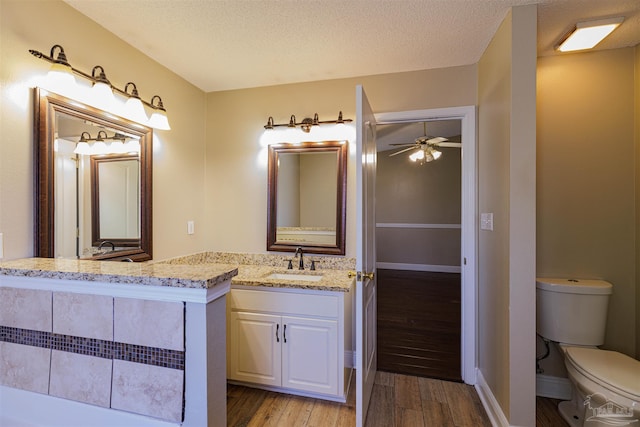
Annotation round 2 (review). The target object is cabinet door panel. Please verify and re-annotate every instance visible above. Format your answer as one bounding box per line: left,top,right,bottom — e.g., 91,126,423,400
282,316,338,395
228,312,281,386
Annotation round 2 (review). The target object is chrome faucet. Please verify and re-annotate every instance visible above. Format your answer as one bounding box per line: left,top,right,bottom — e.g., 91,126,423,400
294,247,304,270
98,241,115,251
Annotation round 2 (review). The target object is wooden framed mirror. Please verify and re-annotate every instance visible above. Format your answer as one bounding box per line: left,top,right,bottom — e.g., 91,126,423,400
90,153,141,248
267,141,347,255
34,88,153,261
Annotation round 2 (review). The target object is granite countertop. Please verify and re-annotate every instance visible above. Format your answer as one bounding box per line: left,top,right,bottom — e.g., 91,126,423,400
156,252,355,292
231,264,354,292
0,258,238,289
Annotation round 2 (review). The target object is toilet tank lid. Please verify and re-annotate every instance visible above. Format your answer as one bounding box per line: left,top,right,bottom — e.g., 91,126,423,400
536,278,612,295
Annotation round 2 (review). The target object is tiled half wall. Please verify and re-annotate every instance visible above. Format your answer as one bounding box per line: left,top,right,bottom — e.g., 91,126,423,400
0,288,185,423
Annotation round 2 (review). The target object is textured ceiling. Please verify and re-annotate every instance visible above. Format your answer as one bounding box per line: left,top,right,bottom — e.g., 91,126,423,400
64,0,640,92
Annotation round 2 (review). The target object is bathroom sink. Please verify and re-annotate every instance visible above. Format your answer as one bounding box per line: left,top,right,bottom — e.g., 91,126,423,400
266,272,324,282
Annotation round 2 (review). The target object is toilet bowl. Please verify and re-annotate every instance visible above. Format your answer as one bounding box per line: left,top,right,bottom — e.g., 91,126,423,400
558,345,639,427
536,278,640,427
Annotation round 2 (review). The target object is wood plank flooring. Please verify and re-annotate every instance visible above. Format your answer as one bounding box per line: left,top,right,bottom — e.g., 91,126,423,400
227,373,570,426
227,371,491,426
377,269,461,381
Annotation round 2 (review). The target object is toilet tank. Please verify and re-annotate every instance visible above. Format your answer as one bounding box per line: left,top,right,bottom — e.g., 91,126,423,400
536,278,612,346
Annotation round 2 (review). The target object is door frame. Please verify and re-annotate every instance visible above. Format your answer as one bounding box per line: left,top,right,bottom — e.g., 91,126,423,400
375,106,477,384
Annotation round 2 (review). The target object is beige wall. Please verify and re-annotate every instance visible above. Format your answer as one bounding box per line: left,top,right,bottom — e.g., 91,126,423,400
376,147,461,267
636,44,640,358
537,48,637,358
477,5,537,426
204,67,477,257
0,0,208,261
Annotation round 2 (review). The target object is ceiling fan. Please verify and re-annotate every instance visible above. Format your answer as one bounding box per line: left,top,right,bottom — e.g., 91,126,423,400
389,122,462,163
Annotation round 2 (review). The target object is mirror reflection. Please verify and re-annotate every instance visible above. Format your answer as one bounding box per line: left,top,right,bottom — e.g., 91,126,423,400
267,141,347,255
35,88,153,261
90,154,140,248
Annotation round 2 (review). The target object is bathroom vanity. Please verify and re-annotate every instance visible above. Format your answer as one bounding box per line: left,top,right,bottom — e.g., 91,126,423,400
161,252,356,402
0,258,237,427
228,268,354,401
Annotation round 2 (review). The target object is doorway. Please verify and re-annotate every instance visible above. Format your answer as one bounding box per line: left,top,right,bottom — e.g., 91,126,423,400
375,118,462,381
373,107,477,385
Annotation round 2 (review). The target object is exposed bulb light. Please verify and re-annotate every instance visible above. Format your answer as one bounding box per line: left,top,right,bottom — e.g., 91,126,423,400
556,17,624,52
148,95,171,130
123,82,149,124
431,148,442,160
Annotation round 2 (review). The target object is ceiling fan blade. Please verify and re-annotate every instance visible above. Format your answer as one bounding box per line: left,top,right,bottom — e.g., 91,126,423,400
426,136,448,144
437,142,462,148
389,146,417,157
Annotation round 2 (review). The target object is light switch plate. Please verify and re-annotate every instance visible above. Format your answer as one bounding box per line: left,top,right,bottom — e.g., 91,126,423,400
187,221,195,235
0,233,4,259
480,213,494,231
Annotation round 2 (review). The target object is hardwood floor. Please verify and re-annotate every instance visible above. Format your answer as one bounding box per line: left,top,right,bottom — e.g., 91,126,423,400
227,374,570,426
227,371,491,426
377,269,461,381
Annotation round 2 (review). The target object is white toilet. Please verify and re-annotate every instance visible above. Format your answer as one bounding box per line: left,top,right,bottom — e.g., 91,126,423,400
536,278,640,427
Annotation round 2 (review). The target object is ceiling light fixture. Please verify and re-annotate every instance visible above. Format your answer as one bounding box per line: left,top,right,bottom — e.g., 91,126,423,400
409,145,441,165
264,112,353,133
29,44,171,130
555,17,624,52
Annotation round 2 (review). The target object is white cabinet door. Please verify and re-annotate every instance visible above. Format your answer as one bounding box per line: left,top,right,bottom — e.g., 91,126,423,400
281,316,338,395
228,311,281,387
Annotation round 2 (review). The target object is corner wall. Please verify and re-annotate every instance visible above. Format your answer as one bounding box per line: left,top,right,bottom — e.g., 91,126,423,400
537,48,637,357
0,0,208,261
477,5,537,425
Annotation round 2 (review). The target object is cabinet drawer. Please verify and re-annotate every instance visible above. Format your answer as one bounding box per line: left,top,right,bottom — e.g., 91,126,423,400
229,288,339,318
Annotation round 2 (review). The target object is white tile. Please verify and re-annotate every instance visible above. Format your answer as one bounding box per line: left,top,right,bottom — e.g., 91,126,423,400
0,342,50,393
111,360,184,422
49,350,112,408
0,288,52,331
114,298,184,350
53,292,113,340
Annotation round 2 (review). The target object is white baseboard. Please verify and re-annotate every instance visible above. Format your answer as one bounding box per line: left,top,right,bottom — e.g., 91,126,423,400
345,350,355,369
475,369,510,427
536,374,572,400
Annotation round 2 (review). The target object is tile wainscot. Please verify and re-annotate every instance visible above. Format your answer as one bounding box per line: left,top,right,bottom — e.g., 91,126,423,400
0,258,238,427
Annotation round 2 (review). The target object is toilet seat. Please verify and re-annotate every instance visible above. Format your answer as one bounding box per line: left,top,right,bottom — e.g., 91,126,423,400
564,346,640,401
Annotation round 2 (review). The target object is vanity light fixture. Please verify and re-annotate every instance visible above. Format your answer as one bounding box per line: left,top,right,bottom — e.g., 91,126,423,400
148,96,171,130
264,111,352,133
123,82,149,124
73,130,134,155
45,44,76,89
29,44,171,130
555,17,624,52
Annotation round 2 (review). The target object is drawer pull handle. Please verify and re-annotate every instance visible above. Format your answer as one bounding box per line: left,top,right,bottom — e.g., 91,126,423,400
284,324,287,343
276,324,280,343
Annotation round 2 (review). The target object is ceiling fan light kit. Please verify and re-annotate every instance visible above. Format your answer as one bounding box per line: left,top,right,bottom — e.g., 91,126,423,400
389,122,459,164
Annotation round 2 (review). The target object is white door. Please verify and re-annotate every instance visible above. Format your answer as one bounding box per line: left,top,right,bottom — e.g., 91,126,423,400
355,85,377,427
228,311,281,386
281,316,338,395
